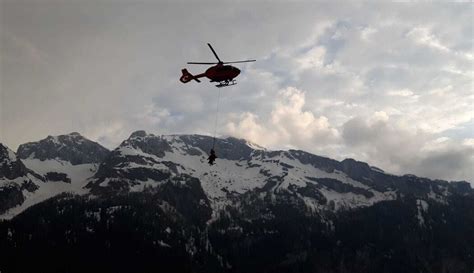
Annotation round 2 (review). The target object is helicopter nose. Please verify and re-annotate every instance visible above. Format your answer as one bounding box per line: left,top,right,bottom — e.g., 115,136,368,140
234,67,240,75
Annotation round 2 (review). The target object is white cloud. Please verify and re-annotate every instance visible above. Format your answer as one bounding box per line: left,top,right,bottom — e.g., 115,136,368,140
297,46,326,70
407,27,450,52
85,120,128,149
360,26,377,42
136,104,172,126
225,112,277,147
226,87,339,151
2,2,472,183
387,89,415,97
463,138,474,147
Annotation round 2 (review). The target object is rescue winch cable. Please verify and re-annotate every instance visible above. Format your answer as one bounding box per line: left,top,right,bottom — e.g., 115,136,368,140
212,88,222,150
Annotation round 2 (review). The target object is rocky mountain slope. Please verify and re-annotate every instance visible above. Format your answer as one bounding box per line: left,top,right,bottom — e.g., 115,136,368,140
86,131,468,215
0,133,108,218
0,131,472,273
17,132,109,165
0,144,44,215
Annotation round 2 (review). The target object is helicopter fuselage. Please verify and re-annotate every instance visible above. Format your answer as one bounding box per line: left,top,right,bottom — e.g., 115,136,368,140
180,43,254,87
205,64,240,82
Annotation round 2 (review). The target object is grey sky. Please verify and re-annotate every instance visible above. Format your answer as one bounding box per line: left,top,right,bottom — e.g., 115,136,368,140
1,1,473,183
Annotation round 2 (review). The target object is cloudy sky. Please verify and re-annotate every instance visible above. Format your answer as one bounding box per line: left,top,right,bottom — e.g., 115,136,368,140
1,1,473,183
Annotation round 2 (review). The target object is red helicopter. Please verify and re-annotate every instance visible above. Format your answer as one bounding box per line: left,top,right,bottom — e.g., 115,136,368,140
180,43,256,88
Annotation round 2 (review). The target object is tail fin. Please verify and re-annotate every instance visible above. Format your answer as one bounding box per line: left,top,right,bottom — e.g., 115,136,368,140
180,69,201,83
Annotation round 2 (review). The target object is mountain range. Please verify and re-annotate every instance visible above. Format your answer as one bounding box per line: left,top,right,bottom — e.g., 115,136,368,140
1,131,473,273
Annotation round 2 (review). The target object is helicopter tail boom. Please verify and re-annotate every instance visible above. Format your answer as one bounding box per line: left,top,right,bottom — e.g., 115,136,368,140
180,69,201,83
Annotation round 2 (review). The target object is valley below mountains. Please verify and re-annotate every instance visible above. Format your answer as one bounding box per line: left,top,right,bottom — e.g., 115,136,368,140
1,131,473,273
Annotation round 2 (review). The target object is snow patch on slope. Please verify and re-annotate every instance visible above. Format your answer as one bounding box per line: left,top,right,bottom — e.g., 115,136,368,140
0,173,44,220
120,135,397,212
23,158,97,186
416,199,429,226
0,158,99,220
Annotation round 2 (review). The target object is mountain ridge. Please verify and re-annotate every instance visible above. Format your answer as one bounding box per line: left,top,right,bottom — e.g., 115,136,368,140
1,130,471,219
1,130,473,272
17,132,110,164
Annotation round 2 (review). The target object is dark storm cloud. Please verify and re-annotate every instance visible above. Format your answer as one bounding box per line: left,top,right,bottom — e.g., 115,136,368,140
341,115,474,183
416,148,474,182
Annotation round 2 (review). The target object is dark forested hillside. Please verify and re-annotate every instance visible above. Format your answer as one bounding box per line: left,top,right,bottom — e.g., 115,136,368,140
1,186,473,273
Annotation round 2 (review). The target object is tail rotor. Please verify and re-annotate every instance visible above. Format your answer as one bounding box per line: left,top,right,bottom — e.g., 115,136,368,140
180,69,201,83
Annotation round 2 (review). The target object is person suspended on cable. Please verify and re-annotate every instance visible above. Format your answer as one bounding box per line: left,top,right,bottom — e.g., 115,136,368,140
208,149,217,165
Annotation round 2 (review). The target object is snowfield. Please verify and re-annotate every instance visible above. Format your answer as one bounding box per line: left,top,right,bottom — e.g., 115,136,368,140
1,132,465,219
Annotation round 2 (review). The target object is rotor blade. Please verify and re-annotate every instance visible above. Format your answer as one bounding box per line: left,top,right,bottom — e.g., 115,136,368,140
187,62,218,65
207,43,222,62
223,60,256,64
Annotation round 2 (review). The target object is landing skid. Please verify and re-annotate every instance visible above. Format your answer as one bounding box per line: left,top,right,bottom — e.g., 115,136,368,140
215,80,236,88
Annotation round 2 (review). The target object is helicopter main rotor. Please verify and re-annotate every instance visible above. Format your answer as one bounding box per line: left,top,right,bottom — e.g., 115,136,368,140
187,43,256,65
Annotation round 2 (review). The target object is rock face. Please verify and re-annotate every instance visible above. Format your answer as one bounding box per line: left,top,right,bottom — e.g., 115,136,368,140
0,131,473,273
17,132,109,165
1,144,30,180
1,133,109,218
0,144,42,214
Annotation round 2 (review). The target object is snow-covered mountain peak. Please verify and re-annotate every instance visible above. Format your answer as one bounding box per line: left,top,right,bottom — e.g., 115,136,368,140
17,133,109,165
0,143,40,182
118,132,262,162
117,131,172,159
245,140,266,151
1,133,109,219
85,132,474,216
3,131,472,220
128,130,149,139
0,143,17,164
86,134,394,213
